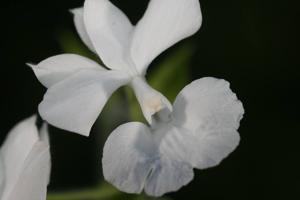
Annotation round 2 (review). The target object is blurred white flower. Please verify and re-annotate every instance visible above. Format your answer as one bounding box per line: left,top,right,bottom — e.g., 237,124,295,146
102,78,244,197
0,116,51,200
29,0,202,136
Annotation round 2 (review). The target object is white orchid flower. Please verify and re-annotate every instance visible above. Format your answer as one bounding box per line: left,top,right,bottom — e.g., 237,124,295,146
0,116,51,200
102,78,244,197
29,0,202,136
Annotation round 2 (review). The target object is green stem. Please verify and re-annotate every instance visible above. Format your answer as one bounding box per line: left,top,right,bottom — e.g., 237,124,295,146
47,184,121,200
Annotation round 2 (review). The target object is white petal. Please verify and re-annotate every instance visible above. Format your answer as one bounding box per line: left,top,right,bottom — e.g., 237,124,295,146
172,78,244,168
29,54,104,88
131,0,202,75
39,70,130,136
143,124,195,196
0,116,39,197
131,76,172,124
84,0,135,73
70,8,96,53
190,129,241,169
144,158,194,197
173,78,244,132
102,122,156,194
0,116,51,200
4,142,50,200
103,122,194,197
39,123,50,147
39,123,51,185
0,156,4,197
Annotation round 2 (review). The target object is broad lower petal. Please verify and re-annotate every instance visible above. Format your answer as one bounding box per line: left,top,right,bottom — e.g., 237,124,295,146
142,124,196,196
172,77,244,168
84,0,135,73
190,128,241,169
71,8,96,53
131,0,202,75
144,158,194,197
39,70,130,136
29,54,104,88
173,77,244,132
102,122,156,194
103,122,195,197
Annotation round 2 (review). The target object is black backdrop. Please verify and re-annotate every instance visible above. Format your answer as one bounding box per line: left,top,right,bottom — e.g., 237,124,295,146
0,0,299,199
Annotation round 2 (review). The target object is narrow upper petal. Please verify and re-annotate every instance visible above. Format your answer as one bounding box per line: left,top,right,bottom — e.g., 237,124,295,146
84,0,135,73
131,0,202,75
29,54,104,88
70,8,96,53
39,70,130,136
172,78,244,168
102,122,156,194
0,116,51,200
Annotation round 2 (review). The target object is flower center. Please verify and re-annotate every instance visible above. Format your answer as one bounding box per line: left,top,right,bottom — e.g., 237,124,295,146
131,76,172,125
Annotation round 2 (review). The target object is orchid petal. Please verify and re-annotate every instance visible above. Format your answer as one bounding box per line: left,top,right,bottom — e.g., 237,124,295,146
144,158,194,197
39,70,130,136
131,77,172,124
131,0,202,75
39,124,51,185
0,116,39,197
172,78,244,168
29,54,104,88
103,122,194,197
84,0,134,73
102,122,156,194
0,156,4,197
5,142,50,200
70,8,96,53
143,124,195,196
0,116,51,200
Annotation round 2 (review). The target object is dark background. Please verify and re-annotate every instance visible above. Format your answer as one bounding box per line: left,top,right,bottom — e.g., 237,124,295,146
0,0,299,199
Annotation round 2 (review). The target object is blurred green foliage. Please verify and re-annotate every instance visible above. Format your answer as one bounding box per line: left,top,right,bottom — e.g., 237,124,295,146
47,184,119,200
47,183,171,200
57,29,102,65
148,44,194,102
